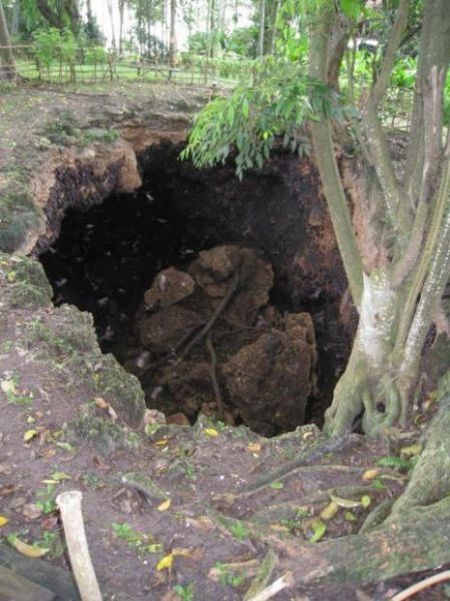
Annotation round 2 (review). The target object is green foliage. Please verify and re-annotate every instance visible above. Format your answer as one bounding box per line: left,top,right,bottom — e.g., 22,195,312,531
40,111,81,145
214,562,247,587
340,0,364,20
229,520,249,540
182,59,341,179
59,28,77,65
111,521,163,555
33,28,61,74
376,455,416,472
173,583,195,601
35,483,57,514
85,46,108,66
32,27,79,80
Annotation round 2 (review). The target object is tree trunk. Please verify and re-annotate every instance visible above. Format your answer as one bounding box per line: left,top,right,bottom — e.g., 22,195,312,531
11,0,19,35
0,0,16,80
258,0,265,58
105,0,116,50
309,0,450,436
267,0,279,55
118,0,125,55
168,0,176,67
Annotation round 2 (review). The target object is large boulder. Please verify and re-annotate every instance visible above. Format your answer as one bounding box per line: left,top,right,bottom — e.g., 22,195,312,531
189,245,274,326
138,305,203,353
223,312,316,436
143,266,195,310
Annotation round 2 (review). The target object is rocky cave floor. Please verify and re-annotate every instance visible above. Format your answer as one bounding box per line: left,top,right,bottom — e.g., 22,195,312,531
0,84,448,600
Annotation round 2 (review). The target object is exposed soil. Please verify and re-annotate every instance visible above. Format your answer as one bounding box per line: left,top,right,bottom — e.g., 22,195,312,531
0,83,447,601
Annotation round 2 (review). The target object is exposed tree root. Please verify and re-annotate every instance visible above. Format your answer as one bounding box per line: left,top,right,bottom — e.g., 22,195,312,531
178,269,240,359
387,393,450,518
249,485,380,527
237,435,360,496
206,331,225,420
392,570,450,601
273,495,450,587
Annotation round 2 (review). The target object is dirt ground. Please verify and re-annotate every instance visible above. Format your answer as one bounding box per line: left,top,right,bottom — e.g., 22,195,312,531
0,82,448,601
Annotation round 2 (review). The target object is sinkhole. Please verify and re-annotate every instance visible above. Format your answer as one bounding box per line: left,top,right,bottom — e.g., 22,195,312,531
38,141,352,436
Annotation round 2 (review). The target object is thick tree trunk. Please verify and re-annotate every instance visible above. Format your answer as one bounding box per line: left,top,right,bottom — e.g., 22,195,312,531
0,0,16,80
309,0,450,436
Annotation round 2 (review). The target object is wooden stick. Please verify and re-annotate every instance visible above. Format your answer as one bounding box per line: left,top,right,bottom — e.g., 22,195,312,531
56,491,102,601
391,570,450,601
246,572,293,601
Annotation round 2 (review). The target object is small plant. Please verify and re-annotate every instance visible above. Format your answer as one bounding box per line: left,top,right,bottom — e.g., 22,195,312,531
82,473,104,489
1,376,33,406
35,531,65,559
111,522,162,555
214,562,247,587
229,520,249,541
35,483,57,514
41,111,81,146
81,128,119,146
280,507,311,533
376,455,416,472
173,582,195,601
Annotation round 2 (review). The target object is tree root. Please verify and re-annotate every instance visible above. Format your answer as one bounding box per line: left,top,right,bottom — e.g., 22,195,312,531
359,498,395,533
237,435,360,497
178,269,241,360
243,550,278,601
387,393,450,519
205,332,225,420
246,572,293,601
249,485,380,527
392,570,450,601
272,495,450,587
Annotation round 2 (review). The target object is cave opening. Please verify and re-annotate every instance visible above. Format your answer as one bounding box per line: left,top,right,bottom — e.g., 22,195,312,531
38,141,352,436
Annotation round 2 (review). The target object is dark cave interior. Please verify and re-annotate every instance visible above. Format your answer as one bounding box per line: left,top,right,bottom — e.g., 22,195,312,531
39,142,352,434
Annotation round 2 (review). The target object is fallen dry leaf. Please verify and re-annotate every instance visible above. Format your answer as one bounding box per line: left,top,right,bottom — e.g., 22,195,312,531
247,442,261,453
362,468,380,481
156,552,174,571
157,498,171,512
8,535,49,558
93,396,110,409
204,428,219,437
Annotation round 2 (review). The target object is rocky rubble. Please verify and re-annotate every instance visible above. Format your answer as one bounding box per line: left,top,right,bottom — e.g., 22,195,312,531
131,244,317,435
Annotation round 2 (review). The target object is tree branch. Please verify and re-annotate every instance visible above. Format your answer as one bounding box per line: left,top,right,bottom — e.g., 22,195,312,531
308,4,363,307
361,0,411,234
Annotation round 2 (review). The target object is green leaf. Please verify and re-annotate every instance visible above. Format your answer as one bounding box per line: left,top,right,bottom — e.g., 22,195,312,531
227,104,235,127
361,495,371,508
309,519,326,543
242,98,249,119
340,0,362,20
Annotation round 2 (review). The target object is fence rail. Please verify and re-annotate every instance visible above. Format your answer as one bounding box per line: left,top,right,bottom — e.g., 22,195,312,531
0,43,255,87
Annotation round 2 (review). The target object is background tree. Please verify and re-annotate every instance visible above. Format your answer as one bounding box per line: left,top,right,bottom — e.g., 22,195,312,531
0,0,16,79
34,0,80,33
